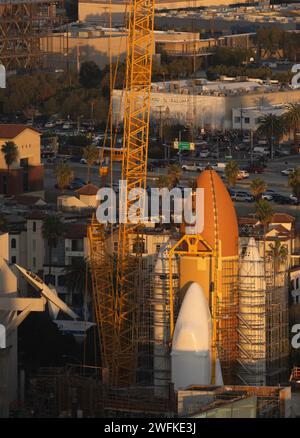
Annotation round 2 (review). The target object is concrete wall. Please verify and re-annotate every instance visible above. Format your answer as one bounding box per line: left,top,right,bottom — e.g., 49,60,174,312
113,88,300,130
26,219,45,274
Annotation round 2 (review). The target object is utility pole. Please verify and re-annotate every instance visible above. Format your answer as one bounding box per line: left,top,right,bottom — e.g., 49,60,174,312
250,129,254,163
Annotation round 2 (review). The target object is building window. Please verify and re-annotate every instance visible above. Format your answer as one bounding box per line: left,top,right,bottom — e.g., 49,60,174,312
32,257,36,268
114,241,118,252
58,275,66,287
234,117,241,123
11,256,16,264
11,238,16,249
71,239,84,252
32,239,36,251
20,158,29,168
244,117,250,124
33,222,36,232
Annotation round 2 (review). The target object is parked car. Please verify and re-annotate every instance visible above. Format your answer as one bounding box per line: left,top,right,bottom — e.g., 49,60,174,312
44,121,56,129
262,193,273,201
281,168,294,176
232,191,253,202
237,170,250,179
199,149,210,158
271,193,296,204
181,163,203,172
68,177,87,190
274,149,289,157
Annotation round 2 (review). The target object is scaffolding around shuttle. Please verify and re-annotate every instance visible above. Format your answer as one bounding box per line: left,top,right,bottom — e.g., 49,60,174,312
237,238,289,387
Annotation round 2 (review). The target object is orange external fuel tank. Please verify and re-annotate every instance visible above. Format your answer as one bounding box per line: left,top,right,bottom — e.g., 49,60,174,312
180,169,239,383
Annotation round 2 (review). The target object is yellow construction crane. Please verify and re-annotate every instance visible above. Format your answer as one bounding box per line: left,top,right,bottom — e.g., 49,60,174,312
89,0,155,387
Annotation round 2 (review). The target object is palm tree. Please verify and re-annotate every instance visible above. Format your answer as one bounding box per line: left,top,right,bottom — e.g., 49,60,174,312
250,177,267,202
256,113,285,157
225,160,239,187
42,215,64,275
1,141,18,194
255,198,273,260
54,162,74,193
284,103,300,150
267,239,288,286
288,167,300,201
167,163,182,188
82,143,99,183
157,175,170,189
64,257,92,307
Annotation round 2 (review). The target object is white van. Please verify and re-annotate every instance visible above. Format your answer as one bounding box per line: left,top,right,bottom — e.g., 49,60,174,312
253,146,269,156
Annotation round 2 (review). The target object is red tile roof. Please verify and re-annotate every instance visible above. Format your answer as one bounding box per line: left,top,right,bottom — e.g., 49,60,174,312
64,223,87,239
14,195,44,206
0,124,40,139
26,211,47,220
271,213,295,223
76,184,99,196
238,217,257,225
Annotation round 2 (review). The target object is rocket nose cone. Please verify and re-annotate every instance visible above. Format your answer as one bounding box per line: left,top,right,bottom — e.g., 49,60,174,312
172,282,212,352
196,169,238,257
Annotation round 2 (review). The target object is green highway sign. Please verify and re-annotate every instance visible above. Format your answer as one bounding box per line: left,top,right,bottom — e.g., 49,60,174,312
173,141,195,151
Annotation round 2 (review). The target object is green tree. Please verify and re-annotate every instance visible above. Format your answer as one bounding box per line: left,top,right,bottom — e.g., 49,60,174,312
157,175,170,189
42,215,64,275
284,103,300,150
79,61,101,88
267,239,288,286
64,257,92,306
255,199,273,260
225,160,239,187
250,177,267,202
82,143,99,183
167,164,182,188
54,162,74,193
257,113,286,156
288,167,300,201
1,141,18,194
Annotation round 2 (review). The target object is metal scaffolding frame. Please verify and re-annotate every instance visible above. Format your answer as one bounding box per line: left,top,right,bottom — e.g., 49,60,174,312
0,0,65,70
237,238,289,386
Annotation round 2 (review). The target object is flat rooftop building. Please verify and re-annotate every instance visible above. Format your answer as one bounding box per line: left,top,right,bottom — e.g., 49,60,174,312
113,77,300,130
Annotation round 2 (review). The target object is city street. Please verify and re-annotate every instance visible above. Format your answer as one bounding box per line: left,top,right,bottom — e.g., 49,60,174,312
45,153,300,220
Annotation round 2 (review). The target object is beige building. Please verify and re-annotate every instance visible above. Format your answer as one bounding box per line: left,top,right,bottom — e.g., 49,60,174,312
113,79,300,130
47,24,254,70
0,125,44,196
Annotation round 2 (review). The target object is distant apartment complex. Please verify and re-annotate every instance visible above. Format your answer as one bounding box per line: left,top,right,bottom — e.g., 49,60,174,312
0,125,44,196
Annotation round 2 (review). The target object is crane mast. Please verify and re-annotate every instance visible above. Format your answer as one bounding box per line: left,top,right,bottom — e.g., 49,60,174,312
115,0,155,386
89,0,155,387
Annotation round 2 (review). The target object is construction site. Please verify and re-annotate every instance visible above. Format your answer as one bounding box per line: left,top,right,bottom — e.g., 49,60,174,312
0,0,299,419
